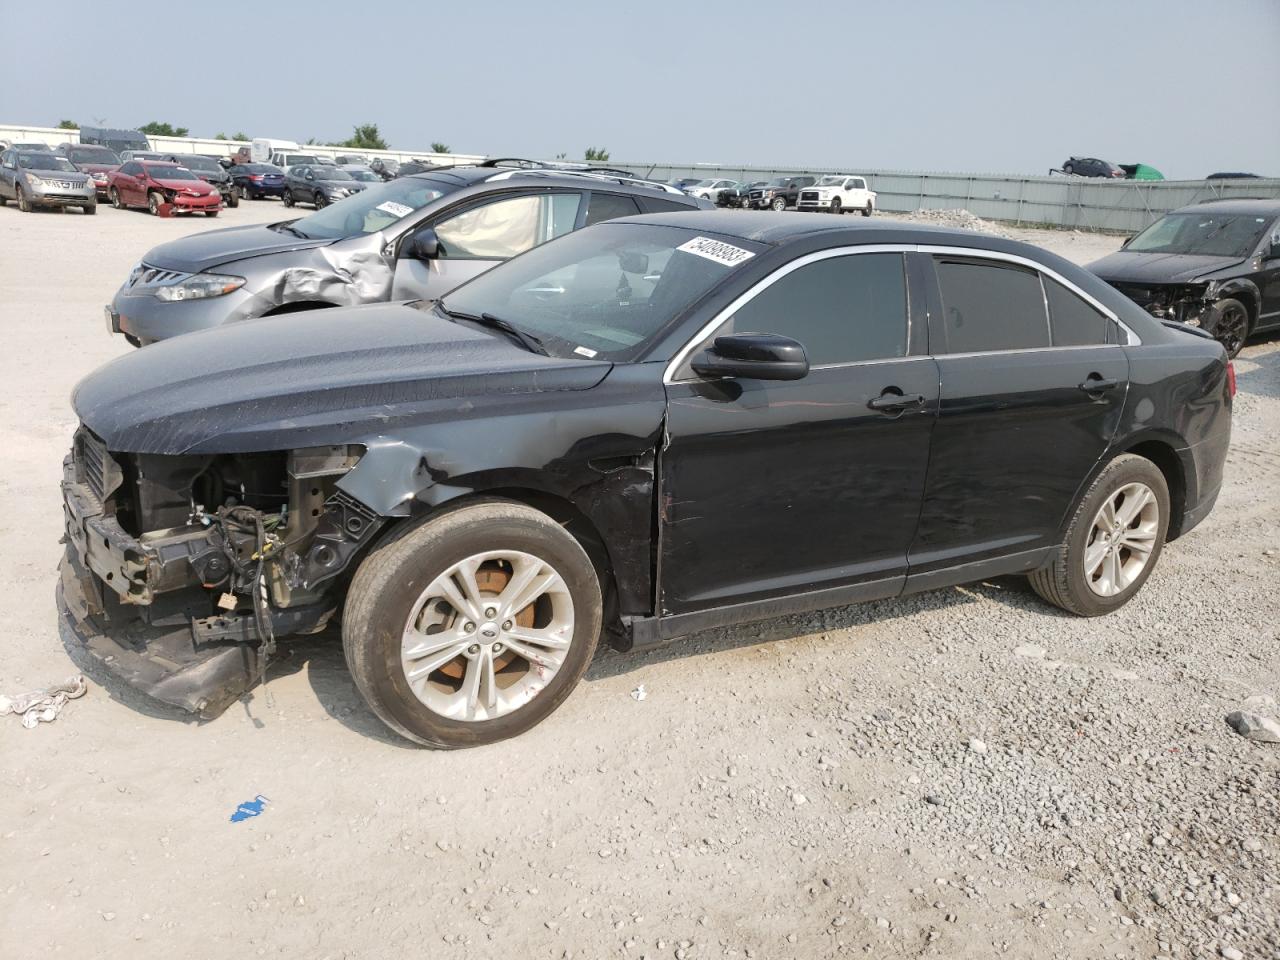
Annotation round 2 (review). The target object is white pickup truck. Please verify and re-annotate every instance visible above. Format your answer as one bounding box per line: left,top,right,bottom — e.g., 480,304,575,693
796,175,876,215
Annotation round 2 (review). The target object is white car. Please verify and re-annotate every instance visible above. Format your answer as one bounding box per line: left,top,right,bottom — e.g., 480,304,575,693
796,175,876,215
684,178,740,201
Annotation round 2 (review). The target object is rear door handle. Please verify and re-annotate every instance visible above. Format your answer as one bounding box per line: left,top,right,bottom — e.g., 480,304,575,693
1079,375,1119,392
868,392,926,412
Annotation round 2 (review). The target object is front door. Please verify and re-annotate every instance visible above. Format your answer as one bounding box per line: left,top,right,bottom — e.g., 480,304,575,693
659,249,938,615
909,252,1130,577
391,191,582,301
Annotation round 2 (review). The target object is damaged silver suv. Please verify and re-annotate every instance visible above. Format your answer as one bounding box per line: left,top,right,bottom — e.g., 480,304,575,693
105,160,709,346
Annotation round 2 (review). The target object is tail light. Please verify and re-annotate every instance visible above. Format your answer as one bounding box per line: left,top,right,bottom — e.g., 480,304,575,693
249,175,264,181
1226,361,1236,398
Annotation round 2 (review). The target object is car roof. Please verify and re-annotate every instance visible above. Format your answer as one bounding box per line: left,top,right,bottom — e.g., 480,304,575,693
1178,198,1280,216
406,164,694,199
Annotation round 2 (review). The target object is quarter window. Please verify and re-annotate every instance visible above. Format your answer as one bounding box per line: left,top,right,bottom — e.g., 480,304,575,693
717,253,909,365
1044,276,1112,346
434,193,581,260
583,192,640,227
934,259,1050,352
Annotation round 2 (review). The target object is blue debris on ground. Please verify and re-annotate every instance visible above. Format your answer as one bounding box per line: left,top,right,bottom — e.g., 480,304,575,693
230,795,270,823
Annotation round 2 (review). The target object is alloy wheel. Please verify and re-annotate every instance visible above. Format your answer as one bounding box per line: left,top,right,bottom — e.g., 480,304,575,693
314,193,327,208
400,550,575,722
1083,482,1160,597
1212,302,1248,358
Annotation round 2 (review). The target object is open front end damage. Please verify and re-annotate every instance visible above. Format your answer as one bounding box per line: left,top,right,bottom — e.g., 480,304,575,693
59,430,379,716
1106,280,1216,326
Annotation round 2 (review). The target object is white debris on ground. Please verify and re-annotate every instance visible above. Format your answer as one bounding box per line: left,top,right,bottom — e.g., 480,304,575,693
0,675,86,728
883,206,1011,236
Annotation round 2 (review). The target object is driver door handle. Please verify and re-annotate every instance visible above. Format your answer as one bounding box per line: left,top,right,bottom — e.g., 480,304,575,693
868,392,926,412
1079,375,1119,392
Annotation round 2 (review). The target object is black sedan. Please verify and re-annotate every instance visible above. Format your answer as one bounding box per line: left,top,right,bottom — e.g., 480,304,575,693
59,212,1232,748
281,164,368,208
230,163,286,200
1061,157,1125,178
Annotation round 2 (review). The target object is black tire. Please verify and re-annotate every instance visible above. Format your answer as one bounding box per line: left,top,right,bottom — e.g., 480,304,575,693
17,186,32,213
147,191,163,216
205,210,219,218
226,189,239,208
0,192,7,206
1064,162,1075,175
343,500,603,748
109,187,123,209
282,190,294,208
770,196,786,212
313,192,327,208
84,202,97,215
830,197,842,215
863,202,874,217
1205,297,1250,359
1028,454,1170,616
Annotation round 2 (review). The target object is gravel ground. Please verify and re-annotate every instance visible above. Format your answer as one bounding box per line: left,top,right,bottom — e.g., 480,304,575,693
0,200,1276,959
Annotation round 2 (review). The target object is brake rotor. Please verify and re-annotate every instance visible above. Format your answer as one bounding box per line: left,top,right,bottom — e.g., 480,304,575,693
436,563,534,680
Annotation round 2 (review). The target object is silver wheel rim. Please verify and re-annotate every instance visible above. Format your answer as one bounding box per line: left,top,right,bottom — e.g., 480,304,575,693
400,550,574,722
1084,482,1159,597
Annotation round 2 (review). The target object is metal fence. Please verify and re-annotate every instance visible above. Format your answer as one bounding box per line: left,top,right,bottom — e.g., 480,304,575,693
619,162,1280,233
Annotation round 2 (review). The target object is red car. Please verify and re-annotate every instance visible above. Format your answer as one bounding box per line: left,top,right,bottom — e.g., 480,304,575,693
107,160,222,216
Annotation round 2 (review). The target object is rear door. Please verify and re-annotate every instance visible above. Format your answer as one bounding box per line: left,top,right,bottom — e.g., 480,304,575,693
391,191,583,301
659,248,938,614
907,250,1130,582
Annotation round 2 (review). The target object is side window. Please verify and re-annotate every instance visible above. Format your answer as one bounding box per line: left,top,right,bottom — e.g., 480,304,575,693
934,259,1050,353
637,196,695,214
583,192,640,227
435,193,580,260
121,162,139,176
852,178,866,190
1044,276,1113,346
716,253,908,366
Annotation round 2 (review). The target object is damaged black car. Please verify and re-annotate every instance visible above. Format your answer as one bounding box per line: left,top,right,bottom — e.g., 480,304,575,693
62,213,1233,748
1089,199,1280,358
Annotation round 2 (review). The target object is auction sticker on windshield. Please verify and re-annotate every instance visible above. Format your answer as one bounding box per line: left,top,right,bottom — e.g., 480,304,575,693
376,201,415,219
676,236,755,267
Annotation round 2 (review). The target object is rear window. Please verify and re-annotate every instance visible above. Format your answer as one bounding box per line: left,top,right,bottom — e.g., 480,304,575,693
583,192,640,226
1044,277,1112,346
934,258,1050,352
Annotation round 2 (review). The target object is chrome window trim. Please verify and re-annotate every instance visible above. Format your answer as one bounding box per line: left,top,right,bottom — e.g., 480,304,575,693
918,244,1140,347
664,243,915,384
662,242,1141,385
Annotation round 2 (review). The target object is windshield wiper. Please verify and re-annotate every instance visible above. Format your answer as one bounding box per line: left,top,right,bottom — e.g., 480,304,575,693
439,306,548,356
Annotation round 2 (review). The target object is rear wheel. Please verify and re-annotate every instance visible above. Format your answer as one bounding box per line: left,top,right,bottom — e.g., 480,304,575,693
109,187,123,209
1064,162,1076,175
343,501,603,748
226,189,239,208
863,201,874,217
1206,297,1249,359
1029,454,1169,616
282,190,294,208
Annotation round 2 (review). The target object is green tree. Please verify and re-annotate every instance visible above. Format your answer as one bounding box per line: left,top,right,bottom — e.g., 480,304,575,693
139,121,190,138
430,141,450,154
338,123,389,150
584,146,610,162
56,119,78,130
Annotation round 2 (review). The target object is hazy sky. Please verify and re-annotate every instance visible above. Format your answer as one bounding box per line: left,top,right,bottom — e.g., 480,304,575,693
6,0,1277,179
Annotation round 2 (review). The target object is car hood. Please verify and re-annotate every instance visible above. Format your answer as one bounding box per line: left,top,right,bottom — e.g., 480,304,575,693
153,177,216,193
73,301,612,455
142,222,339,272
318,180,365,189
1088,250,1246,284
30,169,89,182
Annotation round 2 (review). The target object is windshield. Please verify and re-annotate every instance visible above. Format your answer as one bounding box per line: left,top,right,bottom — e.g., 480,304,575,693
440,223,763,362
20,153,76,172
284,154,318,165
346,169,380,181
68,146,119,164
315,168,354,181
1126,212,1274,258
179,156,221,172
765,178,792,187
290,176,452,239
146,165,198,181
691,179,716,188
817,176,845,186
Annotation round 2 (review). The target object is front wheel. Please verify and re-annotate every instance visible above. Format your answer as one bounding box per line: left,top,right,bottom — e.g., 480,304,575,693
1206,297,1249,359
343,501,603,748
205,210,219,218
282,191,294,207
84,202,97,215
147,191,163,216
1028,454,1169,616
17,186,32,212
109,187,123,209
226,190,239,208
770,197,786,212
313,192,328,208
830,197,842,214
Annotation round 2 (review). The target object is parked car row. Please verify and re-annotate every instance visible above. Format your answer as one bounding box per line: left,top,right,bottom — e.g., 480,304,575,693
59,159,1236,750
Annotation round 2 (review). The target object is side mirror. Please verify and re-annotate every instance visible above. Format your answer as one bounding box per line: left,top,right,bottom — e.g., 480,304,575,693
305,171,315,181
691,333,808,382
407,227,440,261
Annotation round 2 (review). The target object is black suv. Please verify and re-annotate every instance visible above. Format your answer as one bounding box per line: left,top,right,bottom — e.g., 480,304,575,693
1089,199,1280,357
749,176,817,211
63,212,1232,748
106,160,711,345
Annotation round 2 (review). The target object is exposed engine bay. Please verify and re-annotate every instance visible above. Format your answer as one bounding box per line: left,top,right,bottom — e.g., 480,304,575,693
1106,280,1216,325
60,431,379,715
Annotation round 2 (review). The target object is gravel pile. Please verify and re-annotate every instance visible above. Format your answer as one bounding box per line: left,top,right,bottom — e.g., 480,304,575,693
886,207,1011,237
